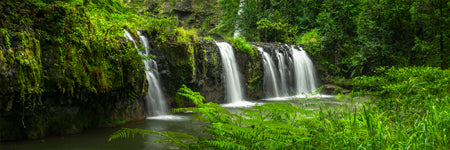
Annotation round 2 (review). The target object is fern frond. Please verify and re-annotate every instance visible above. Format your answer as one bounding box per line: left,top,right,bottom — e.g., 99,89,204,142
200,140,247,150
108,128,152,142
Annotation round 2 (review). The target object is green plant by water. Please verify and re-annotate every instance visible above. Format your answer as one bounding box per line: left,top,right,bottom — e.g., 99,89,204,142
110,67,449,149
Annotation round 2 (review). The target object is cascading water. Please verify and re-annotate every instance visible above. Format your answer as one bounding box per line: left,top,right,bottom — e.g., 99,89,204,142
137,31,168,116
216,42,244,103
261,44,323,100
258,47,280,98
276,50,289,96
290,46,318,95
123,30,169,116
123,29,138,49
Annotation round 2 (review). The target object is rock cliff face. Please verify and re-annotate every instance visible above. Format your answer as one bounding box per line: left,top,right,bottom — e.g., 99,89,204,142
150,39,225,106
234,44,264,100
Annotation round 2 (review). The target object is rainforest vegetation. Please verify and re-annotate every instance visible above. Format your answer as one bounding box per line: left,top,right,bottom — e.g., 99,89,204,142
213,0,449,78
1,0,449,149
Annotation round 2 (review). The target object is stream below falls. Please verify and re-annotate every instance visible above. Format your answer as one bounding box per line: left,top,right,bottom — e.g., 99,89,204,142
0,96,367,150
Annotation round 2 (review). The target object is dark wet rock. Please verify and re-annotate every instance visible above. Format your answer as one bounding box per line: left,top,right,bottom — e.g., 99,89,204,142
234,45,263,100
151,39,224,107
0,91,146,141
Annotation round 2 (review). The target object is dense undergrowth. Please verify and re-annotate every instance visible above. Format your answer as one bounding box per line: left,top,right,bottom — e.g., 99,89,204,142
110,67,449,149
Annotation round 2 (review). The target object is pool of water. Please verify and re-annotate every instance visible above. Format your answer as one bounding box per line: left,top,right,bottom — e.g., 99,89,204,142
0,96,366,150
0,113,203,150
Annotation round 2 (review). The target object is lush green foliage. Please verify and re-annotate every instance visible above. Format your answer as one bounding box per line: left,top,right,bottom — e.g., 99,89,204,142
231,37,255,60
111,67,449,149
215,0,449,77
0,0,204,106
355,66,450,114
0,0,167,115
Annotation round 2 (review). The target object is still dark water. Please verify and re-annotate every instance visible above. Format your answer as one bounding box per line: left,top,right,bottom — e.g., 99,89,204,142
0,114,203,150
0,96,365,150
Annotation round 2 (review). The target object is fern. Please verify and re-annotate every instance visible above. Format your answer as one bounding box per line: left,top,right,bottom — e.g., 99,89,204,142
108,128,152,141
113,85,426,149
200,140,247,150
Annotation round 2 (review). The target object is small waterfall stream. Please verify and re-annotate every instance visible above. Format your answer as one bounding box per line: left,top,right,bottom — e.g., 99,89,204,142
260,44,321,100
258,47,280,98
276,51,289,96
124,30,168,116
123,29,138,49
290,46,318,95
137,31,168,116
216,42,244,103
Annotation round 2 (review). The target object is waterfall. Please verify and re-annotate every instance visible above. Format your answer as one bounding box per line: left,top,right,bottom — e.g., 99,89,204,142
137,31,168,116
123,29,138,49
276,50,289,96
258,47,280,98
233,0,244,38
216,42,244,103
123,30,168,116
290,46,318,95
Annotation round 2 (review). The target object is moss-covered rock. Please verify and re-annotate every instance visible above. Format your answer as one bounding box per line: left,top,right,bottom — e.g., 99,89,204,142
146,0,221,37
149,32,225,107
0,0,147,141
233,40,263,100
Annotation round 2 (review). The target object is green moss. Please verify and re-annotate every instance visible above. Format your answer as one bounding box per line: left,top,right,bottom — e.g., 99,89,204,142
229,37,262,90
4,31,43,107
231,37,256,60
160,27,198,79
0,0,149,111
0,28,11,47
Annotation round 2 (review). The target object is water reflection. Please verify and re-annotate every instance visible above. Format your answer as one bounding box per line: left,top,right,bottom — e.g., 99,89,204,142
0,114,203,150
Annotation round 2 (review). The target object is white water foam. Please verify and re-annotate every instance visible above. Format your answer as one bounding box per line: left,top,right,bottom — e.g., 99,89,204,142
220,101,261,108
216,42,245,103
261,94,334,101
146,115,189,121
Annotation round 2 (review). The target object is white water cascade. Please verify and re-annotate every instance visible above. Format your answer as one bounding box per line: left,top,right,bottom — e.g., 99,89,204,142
123,29,138,49
123,30,169,117
290,46,318,95
216,42,244,103
137,31,168,116
276,51,289,96
258,47,280,98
